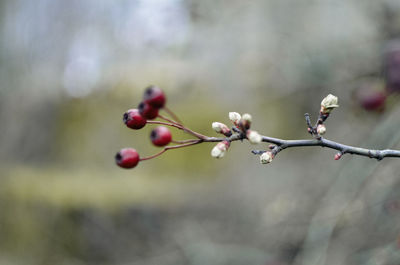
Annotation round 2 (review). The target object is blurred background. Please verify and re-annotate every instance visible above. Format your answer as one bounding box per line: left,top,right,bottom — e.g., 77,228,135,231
1,0,400,264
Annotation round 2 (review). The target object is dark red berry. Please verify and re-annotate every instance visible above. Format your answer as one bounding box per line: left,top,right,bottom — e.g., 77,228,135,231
384,41,400,93
138,101,159,120
358,90,387,111
150,126,172,146
115,148,140,169
143,85,166,108
123,109,147,129
354,81,387,112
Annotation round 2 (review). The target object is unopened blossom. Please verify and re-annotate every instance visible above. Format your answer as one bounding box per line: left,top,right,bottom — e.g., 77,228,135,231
212,122,232,137
242,113,252,123
246,130,262,144
321,94,339,114
229,112,241,124
334,153,342,160
317,124,326,135
240,113,252,130
211,140,230,159
260,151,274,164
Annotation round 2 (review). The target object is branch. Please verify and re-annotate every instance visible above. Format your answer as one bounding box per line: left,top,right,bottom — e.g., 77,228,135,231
259,136,400,160
117,92,400,169
200,133,400,161
147,107,400,162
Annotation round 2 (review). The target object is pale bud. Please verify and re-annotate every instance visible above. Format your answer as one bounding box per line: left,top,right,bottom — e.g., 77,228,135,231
211,140,230,159
239,113,252,130
212,122,232,136
317,124,326,135
246,130,262,144
242,113,252,123
320,94,339,114
260,151,274,164
334,153,342,160
229,112,241,124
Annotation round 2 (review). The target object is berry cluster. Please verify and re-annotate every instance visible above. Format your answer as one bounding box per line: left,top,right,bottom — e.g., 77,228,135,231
116,86,173,168
210,112,271,162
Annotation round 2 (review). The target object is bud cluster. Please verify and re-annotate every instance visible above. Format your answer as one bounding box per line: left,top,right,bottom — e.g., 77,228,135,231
210,111,265,161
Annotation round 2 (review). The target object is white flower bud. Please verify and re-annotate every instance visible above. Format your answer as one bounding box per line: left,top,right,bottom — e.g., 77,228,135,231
212,122,225,133
320,94,339,113
211,141,230,159
239,113,252,130
229,112,241,124
211,122,232,136
242,113,252,123
211,145,225,158
246,130,262,144
317,124,326,135
260,151,274,164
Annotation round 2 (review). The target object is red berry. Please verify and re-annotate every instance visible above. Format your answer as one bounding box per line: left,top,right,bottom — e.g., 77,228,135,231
384,41,400,93
150,126,172,146
354,81,387,112
143,85,166,108
115,148,140,169
123,109,147,129
138,101,159,120
358,91,387,111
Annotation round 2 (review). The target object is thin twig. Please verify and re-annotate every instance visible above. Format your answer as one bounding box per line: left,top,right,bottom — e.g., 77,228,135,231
148,119,208,140
157,114,182,126
163,106,183,125
147,120,183,130
140,140,203,161
257,136,400,160
304,113,313,130
171,139,200,144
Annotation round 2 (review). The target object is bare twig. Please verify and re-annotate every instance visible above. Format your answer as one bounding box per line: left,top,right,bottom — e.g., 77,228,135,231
140,140,203,161
149,110,400,161
200,132,400,161
162,106,183,125
171,139,200,144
